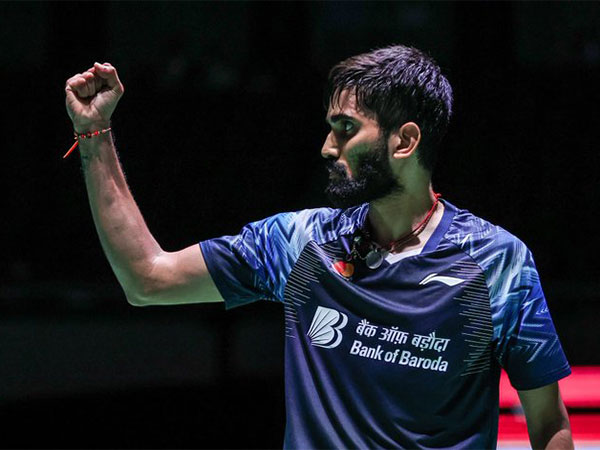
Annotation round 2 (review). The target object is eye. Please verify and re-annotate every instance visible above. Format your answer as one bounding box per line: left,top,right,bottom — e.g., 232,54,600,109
343,121,355,133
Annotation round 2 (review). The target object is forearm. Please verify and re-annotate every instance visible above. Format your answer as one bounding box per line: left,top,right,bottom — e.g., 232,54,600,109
79,131,162,300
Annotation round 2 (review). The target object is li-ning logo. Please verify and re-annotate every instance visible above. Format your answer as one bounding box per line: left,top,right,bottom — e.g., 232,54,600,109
307,306,348,349
419,273,465,287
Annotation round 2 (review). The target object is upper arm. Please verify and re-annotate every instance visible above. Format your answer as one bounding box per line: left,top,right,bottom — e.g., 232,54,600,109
130,243,224,306
131,209,316,308
487,235,571,389
518,382,572,449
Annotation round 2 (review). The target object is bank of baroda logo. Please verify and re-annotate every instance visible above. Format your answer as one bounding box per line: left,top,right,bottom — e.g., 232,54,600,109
307,306,348,349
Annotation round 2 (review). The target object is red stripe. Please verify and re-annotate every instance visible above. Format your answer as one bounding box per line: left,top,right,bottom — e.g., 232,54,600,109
499,413,600,440
500,366,600,408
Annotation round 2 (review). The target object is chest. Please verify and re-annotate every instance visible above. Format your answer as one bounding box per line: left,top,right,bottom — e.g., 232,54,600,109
283,240,494,378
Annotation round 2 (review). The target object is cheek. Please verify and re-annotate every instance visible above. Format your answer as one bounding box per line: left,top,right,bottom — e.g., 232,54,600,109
346,141,375,175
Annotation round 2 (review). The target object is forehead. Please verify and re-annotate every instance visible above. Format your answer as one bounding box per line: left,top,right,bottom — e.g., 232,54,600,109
326,89,376,124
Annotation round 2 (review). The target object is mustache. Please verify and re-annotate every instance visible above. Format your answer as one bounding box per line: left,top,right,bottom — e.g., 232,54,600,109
325,160,347,177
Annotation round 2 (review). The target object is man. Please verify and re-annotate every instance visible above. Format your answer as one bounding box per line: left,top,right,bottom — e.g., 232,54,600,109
65,45,573,449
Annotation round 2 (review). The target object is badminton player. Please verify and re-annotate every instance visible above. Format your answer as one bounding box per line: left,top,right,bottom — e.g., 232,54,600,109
65,45,573,449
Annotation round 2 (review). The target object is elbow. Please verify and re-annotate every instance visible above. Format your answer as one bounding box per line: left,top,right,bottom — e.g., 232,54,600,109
123,277,158,307
125,291,149,307
122,255,171,306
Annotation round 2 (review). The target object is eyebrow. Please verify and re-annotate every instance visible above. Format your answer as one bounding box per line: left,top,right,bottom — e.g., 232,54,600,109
326,114,355,125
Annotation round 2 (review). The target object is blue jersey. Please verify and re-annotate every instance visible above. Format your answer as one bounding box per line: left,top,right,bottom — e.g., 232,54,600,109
200,200,570,449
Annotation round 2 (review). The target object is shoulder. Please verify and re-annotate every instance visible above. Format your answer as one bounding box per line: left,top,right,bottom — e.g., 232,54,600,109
443,203,533,290
250,204,367,245
443,203,544,343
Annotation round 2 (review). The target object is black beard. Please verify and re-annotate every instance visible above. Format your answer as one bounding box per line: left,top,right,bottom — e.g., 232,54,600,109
324,138,403,209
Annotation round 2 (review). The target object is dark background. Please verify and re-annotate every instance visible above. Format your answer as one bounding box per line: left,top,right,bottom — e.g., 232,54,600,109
1,1,599,448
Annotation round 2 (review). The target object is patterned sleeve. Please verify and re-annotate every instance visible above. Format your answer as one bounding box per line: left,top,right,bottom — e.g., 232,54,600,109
199,209,319,310
487,233,571,390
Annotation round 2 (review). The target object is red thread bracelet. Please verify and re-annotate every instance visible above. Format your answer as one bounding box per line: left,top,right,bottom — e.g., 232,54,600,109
62,127,112,159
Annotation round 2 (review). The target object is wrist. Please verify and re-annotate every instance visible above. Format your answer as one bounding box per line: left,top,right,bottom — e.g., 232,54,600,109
77,130,113,163
73,121,111,134
62,125,113,159
77,128,113,152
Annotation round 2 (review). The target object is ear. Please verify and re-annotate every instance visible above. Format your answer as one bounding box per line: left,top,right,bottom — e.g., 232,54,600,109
391,122,421,160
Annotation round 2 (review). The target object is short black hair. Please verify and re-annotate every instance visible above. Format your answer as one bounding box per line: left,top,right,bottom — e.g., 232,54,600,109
326,45,453,172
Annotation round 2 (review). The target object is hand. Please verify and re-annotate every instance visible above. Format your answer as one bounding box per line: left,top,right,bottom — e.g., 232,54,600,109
65,62,124,133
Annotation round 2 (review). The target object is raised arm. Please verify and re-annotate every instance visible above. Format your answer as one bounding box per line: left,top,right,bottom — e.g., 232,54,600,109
65,62,223,306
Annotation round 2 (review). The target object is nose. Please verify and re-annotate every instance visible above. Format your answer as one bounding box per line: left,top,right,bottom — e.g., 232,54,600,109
321,132,340,160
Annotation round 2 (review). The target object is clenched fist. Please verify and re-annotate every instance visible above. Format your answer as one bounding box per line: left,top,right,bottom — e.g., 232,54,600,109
65,62,124,133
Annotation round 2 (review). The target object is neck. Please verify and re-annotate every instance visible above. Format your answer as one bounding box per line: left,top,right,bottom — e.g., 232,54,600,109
367,182,443,252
